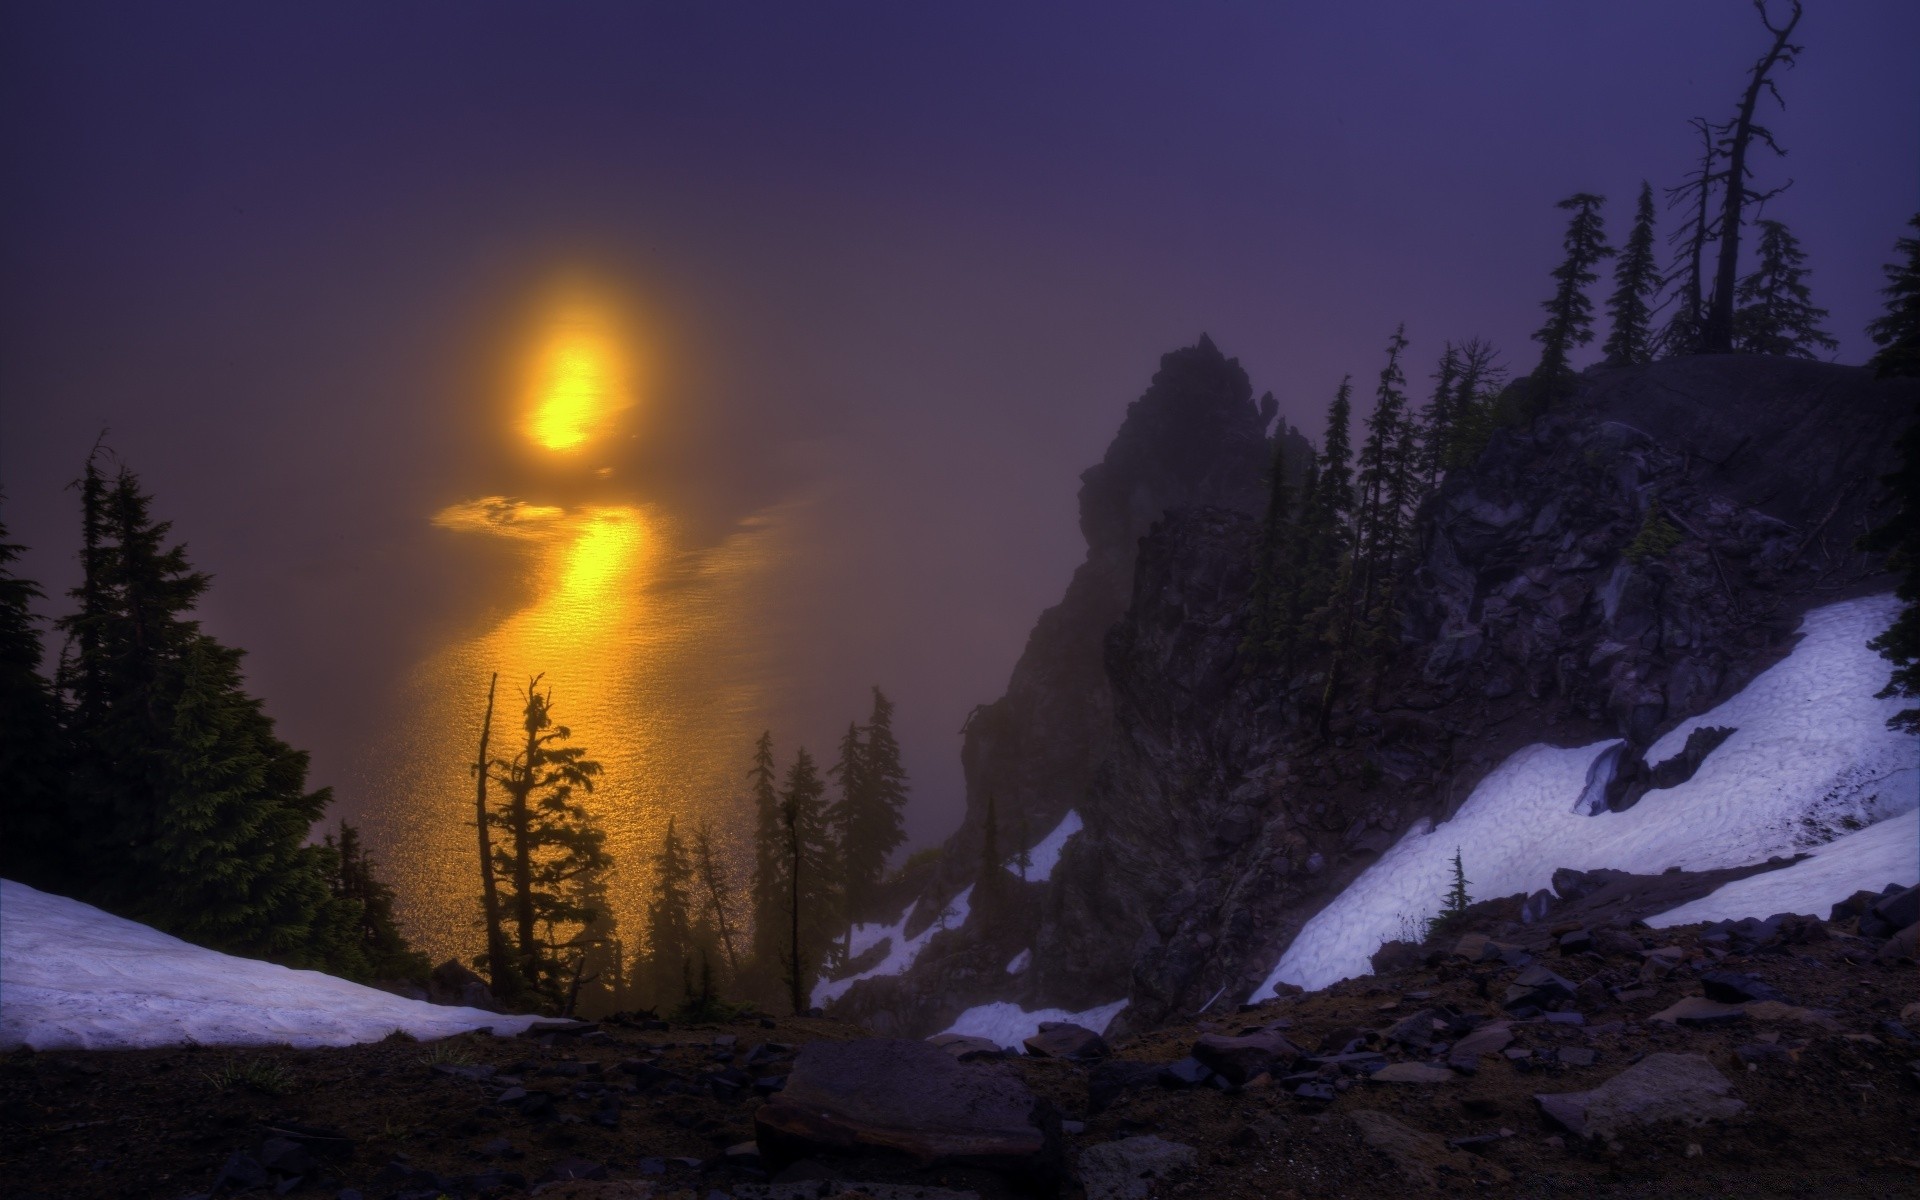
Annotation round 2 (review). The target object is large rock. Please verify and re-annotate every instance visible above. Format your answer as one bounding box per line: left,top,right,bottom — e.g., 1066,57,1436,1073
753,1039,1057,1177
1534,1052,1745,1139
1348,1110,1510,1187
1076,1135,1198,1200
1023,1021,1108,1061
1190,1029,1302,1084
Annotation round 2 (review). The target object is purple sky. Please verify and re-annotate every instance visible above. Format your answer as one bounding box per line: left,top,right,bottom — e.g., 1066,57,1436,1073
4,2,1917,850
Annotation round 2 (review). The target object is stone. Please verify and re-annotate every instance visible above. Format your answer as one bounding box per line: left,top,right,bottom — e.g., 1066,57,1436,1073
213,1152,270,1191
1534,1053,1745,1139
1872,885,1918,932
1451,933,1495,962
1368,1063,1453,1084
928,1033,1003,1061
1554,1046,1597,1068
1087,1061,1163,1114
1504,965,1576,1010
1447,1023,1513,1069
1191,1029,1303,1084
1382,1009,1441,1048
1699,972,1785,1005
1076,1135,1198,1200
1024,1021,1109,1061
1558,929,1594,954
1348,1109,1510,1187
1157,1056,1214,1087
1878,921,1919,963
1650,997,1748,1027
753,1039,1056,1176
1591,928,1642,958
1740,1000,1841,1030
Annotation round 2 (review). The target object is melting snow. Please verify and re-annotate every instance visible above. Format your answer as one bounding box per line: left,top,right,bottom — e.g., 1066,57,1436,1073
939,996,1129,1049
0,880,552,1050
1647,808,1918,927
812,886,973,1008
1251,594,1918,997
1007,809,1082,883
1006,948,1032,974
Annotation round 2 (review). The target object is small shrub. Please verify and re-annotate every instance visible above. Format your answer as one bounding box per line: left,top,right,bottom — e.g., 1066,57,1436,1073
1422,848,1473,942
202,1057,293,1096
1626,504,1684,562
418,1041,476,1067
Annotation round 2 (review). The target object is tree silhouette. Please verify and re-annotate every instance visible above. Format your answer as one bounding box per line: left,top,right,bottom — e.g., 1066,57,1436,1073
1733,219,1835,358
1532,193,1613,387
1604,183,1661,366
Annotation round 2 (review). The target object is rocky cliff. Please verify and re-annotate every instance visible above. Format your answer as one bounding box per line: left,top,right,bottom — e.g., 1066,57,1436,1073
829,349,1917,1040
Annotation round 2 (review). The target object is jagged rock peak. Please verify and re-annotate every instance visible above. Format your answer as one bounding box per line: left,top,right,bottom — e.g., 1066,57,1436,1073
1077,336,1273,572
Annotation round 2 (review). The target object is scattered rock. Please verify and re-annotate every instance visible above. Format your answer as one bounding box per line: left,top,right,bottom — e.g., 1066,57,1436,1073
1191,1030,1302,1084
1076,1135,1198,1200
1534,1053,1745,1139
928,1033,1003,1062
1504,965,1576,1011
1088,1061,1163,1114
1157,1057,1214,1087
1650,997,1748,1027
1348,1109,1510,1187
1699,972,1785,1005
753,1039,1057,1177
1368,1063,1453,1084
1024,1022,1109,1061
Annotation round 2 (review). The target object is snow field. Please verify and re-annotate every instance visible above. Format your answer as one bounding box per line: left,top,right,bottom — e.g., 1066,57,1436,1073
1006,809,1082,883
0,880,553,1050
810,885,974,1008
1647,807,1918,927
939,996,1129,1050
1251,594,1919,997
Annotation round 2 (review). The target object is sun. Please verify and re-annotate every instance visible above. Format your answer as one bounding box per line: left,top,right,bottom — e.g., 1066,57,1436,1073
525,296,631,453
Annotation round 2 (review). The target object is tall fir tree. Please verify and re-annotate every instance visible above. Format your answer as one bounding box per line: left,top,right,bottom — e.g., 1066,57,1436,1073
1867,215,1920,379
1862,215,1920,733
776,747,835,1013
691,816,742,977
1243,416,1300,666
1532,193,1613,389
1415,343,1461,493
483,677,610,1006
1440,338,1507,471
1733,219,1836,358
747,730,786,975
323,820,430,983
1604,182,1661,366
643,815,694,1005
0,513,75,892
1354,326,1411,621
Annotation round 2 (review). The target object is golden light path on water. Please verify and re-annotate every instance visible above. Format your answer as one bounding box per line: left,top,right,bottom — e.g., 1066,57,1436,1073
358,289,783,967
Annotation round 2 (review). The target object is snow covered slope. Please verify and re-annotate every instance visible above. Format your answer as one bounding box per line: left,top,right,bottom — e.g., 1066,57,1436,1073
811,886,973,1008
1005,809,1083,883
1647,808,1918,928
940,996,1129,1049
0,880,552,1050
1252,594,1918,997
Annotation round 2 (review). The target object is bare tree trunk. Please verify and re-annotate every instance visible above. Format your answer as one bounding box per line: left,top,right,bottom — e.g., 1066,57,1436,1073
472,673,513,998
695,821,743,975
1703,1,1802,353
511,682,542,993
786,803,804,1015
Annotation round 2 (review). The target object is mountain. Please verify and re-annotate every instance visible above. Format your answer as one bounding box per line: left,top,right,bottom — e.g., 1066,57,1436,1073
823,347,1919,1041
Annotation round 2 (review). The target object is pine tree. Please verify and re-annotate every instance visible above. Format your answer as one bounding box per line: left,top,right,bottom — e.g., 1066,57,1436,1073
484,676,609,1006
1415,344,1461,493
643,815,694,1005
829,688,909,936
1862,215,1920,733
1532,193,1613,388
0,513,75,892
691,816,742,976
747,730,785,974
1604,182,1661,366
1867,215,1920,379
1733,219,1836,358
1354,326,1411,620
324,819,430,983
777,747,834,1014
1440,339,1507,471
1243,421,1300,666
1701,1,1805,355
1658,120,1721,358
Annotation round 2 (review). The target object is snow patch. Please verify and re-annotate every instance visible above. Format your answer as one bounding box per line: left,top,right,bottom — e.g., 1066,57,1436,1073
0,880,553,1050
939,997,1129,1049
1251,594,1918,997
1006,948,1032,974
811,886,973,1009
1007,809,1082,883
1646,808,1919,927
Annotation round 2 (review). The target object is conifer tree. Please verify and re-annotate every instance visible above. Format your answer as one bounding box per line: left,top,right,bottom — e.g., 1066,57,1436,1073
324,819,430,982
1659,120,1721,358
1243,422,1300,665
1867,215,1920,380
827,688,909,937
1733,219,1836,358
1415,344,1461,493
1701,0,1804,355
484,677,609,1005
777,747,834,1013
1354,326,1411,619
1604,182,1661,366
692,816,742,976
643,815,694,1005
1862,215,1920,733
747,730,785,974
0,514,74,892
1440,339,1507,470
1532,193,1613,388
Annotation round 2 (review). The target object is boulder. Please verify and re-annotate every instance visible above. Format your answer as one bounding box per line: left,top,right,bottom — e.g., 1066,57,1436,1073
1076,1135,1198,1200
1368,1063,1453,1084
1699,972,1785,1005
1872,885,1918,933
753,1039,1057,1178
1348,1109,1510,1187
928,1033,1004,1062
1024,1021,1109,1061
1650,997,1748,1027
1503,965,1576,1011
1878,922,1919,963
1446,1022,1513,1070
1534,1052,1745,1139
1190,1029,1302,1084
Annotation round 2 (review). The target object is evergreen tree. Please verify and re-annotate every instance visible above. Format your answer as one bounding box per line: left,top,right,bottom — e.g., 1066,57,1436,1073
827,688,909,937
1531,193,1613,388
1658,120,1721,358
643,815,694,1006
1415,344,1461,493
324,819,430,983
1243,419,1300,665
1733,219,1836,358
777,747,834,1014
1354,326,1411,620
1701,1,1805,354
747,730,785,974
483,676,609,1006
1862,215,1920,733
1604,182,1661,366
691,816,742,976
0,513,74,892
1867,215,1920,379
1440,339,1507,471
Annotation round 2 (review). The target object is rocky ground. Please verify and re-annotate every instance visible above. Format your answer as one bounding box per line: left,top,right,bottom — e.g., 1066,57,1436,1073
3,888,1915,1200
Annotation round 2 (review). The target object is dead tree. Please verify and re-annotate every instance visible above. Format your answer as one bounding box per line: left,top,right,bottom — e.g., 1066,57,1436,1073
470,672,515,997
1701,0,1804,353
1658,118,1721,357
693,817,742,976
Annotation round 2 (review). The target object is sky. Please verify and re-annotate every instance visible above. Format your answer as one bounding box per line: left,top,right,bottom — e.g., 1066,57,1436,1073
4,1,1918,861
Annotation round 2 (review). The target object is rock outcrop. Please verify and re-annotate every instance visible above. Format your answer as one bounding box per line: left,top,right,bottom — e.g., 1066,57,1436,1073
825,350,1916,1039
